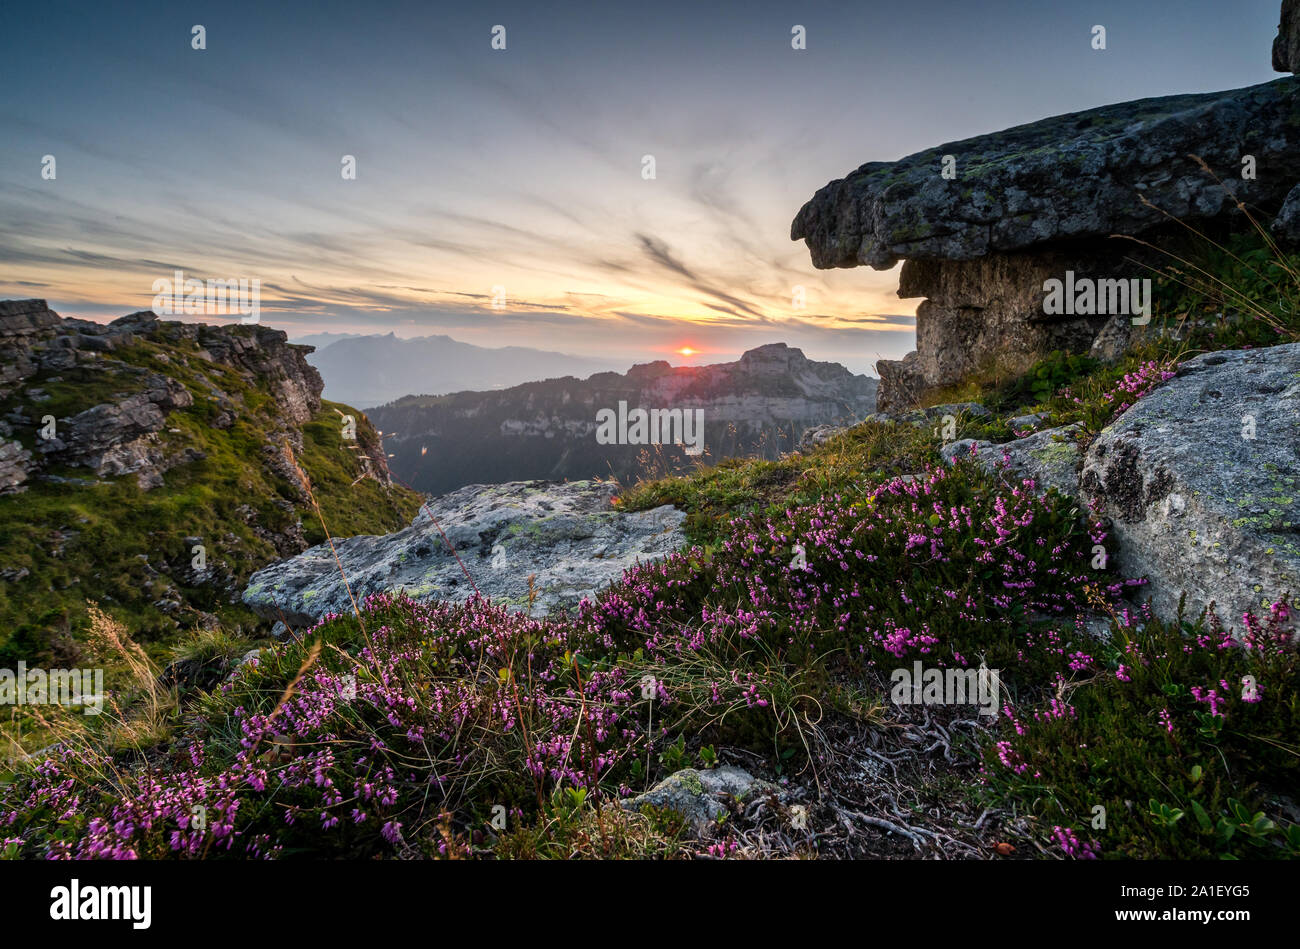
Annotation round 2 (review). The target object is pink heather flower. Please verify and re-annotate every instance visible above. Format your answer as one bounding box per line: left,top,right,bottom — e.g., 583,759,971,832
1052,825,1100,860
381,820,403,845
1190,686,1227,719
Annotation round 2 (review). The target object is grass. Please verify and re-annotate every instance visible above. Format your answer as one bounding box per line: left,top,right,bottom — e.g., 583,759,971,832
0,329,421,754
618,419,939,545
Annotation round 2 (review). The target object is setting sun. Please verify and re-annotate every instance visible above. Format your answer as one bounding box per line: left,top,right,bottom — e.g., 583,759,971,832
677,347,696,356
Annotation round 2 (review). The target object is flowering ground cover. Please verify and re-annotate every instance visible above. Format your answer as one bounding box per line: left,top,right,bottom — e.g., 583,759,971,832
2,313,1297,859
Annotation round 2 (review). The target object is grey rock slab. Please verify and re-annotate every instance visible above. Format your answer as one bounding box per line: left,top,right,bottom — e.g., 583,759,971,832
244,479,686,625
1080,344,1300,625
792,79,1300,270
941,424,1083,500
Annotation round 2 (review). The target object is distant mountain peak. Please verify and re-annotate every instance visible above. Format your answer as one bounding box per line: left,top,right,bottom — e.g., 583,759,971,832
303,333,623,408
369,342,877,495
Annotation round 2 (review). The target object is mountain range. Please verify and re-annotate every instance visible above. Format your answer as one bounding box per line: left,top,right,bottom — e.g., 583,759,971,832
367,342,878,495
303,332,623,408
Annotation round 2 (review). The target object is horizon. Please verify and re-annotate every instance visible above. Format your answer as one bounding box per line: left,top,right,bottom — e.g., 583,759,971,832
0,0,1284,377
284,325,832,377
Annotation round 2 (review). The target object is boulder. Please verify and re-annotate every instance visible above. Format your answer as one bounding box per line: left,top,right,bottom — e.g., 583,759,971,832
873,401,992,430
941,424,1083,500
623,766,776,835
876,352,925,412
1274,183,1300,244
796,422,846,453
792,79,1300,408
1080,344,1300,625
0,438,32,495
1006,412,1051,433
244,479,686,624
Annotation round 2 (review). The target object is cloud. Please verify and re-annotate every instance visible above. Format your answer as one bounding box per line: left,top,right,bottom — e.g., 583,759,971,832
636,233,697,281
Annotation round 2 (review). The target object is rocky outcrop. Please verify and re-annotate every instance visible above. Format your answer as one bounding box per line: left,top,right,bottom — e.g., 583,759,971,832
193,322,323,425
0,300,331,492
37,374,196,489
0,298,61,339
792,79,1300,409
370,343,877,495
1080,344,1300,624
244,479,686,626
1276,0,1300,73
0,299,415,646
942,424,1084,500
0,439,32,495
888,249,1149,408
0,299,62,398
792,79,1300,270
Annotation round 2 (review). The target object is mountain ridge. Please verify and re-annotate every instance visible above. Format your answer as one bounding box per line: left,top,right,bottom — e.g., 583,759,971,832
305,331,624,407
368,342,878,495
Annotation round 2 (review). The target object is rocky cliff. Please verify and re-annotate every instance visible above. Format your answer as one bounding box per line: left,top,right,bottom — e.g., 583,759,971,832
368,343,877,495
792,76,1300,408
1,300,328,492
0,300,420,655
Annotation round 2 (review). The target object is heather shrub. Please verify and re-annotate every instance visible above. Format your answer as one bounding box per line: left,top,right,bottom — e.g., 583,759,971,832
590,459,1124,681
982,599,1300,859
2,458,1109,858
0,580,796,858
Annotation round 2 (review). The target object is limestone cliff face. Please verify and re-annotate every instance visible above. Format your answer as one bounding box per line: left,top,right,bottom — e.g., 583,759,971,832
0,300,330,491
792,76,1300,408
0,299,417,648
369,343,878,495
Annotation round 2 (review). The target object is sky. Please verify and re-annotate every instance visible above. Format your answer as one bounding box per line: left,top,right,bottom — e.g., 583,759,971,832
0,0,1286,376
